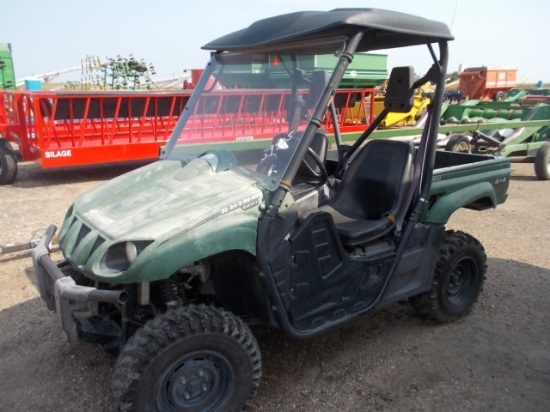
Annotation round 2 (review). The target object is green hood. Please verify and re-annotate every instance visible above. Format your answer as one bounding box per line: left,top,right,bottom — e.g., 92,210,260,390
76,159,262,239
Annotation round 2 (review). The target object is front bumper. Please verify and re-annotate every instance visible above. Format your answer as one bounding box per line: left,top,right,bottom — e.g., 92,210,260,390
31,225,128,342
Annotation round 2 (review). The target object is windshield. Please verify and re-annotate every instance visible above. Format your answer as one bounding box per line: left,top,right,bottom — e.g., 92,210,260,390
163,43,346,190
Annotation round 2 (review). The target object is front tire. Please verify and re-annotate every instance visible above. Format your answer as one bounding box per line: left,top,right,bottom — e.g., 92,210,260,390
534,142,550,180
111,304,261,412
411,230,487,323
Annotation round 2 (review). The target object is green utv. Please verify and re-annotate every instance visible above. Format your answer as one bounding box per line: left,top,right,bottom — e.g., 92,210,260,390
32,8,511,412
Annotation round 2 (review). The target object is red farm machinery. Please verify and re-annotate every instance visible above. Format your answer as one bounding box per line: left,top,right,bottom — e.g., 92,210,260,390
459,66,517,101
0,87,376,184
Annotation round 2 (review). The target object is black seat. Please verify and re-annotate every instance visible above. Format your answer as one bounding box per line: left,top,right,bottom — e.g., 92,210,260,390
317,139,414,246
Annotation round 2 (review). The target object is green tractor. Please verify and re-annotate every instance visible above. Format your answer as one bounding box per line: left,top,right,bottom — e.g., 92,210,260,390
32,9,511,411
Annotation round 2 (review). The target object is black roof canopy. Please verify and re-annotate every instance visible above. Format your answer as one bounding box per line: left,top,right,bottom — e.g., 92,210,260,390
202,8,454,52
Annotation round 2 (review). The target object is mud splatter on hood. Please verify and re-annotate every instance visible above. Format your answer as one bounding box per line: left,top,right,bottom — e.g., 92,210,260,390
72,158,263,240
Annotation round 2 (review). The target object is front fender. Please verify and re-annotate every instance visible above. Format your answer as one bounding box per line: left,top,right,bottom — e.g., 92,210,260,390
425,182,497,224
116,212,259,283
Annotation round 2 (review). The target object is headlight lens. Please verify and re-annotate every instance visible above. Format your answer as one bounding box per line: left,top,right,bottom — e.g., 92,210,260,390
125,242,138,262
101,241,152,273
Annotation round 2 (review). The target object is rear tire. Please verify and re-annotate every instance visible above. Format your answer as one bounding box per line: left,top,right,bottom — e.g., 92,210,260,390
411,230,487,323
445,134,471,153
110,304,261,412
534,142,550,180
0,142,17,185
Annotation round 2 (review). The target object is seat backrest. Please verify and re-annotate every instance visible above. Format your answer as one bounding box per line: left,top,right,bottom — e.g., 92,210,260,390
295,130,329,183
334,139,414,220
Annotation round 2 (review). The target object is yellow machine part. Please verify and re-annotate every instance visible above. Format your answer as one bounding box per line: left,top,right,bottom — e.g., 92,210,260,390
375,94,431,127
341,91,431,128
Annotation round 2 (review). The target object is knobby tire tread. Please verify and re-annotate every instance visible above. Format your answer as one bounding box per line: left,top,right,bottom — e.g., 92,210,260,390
110,304,261,412
410,230,487,323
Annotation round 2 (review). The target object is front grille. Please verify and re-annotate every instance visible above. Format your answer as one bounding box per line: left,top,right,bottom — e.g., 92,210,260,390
90,236,105,257
60,216,105,267
76,224,91,245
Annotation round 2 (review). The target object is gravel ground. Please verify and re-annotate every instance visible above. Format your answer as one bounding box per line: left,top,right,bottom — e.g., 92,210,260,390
0,161,549,412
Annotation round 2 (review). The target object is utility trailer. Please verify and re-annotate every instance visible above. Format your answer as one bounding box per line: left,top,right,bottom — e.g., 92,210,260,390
0,87,375,184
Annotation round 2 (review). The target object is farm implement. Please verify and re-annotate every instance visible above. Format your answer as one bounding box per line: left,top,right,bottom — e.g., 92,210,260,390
440,99,550,179
459,66,517,101
321,98,550,180
0,87,375,184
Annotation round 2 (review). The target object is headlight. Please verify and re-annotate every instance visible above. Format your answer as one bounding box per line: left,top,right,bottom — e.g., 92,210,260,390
101,241,152,273
125,242,138,262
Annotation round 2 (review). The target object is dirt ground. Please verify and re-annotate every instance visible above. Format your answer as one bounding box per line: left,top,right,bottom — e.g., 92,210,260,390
0,161,549,412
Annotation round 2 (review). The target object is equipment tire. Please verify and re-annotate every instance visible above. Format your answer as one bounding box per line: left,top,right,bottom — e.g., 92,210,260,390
110,304,261,412
411,230,486,323
493,91,506,101
534,142,550,180
444,133,471,153
0,142,17,185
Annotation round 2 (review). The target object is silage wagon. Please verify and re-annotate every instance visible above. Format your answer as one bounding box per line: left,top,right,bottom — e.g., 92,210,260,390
0,87,375,184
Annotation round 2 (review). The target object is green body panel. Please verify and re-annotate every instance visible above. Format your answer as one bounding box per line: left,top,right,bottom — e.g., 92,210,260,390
59,158,263,283
425,181,497,224
425,155,511,224
134,210,259,284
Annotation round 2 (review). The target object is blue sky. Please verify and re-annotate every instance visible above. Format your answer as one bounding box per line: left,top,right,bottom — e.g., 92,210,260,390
2,0,549,83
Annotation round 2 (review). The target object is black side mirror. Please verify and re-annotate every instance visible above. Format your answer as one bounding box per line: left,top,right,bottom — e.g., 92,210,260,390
384,66,415,113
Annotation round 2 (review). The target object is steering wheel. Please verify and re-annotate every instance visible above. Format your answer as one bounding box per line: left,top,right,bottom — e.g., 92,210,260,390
300,146,328,183
256,133,328,183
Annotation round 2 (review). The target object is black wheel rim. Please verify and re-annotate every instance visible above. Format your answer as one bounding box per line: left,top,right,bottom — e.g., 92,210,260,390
447,256,478,306
158,350,231,412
